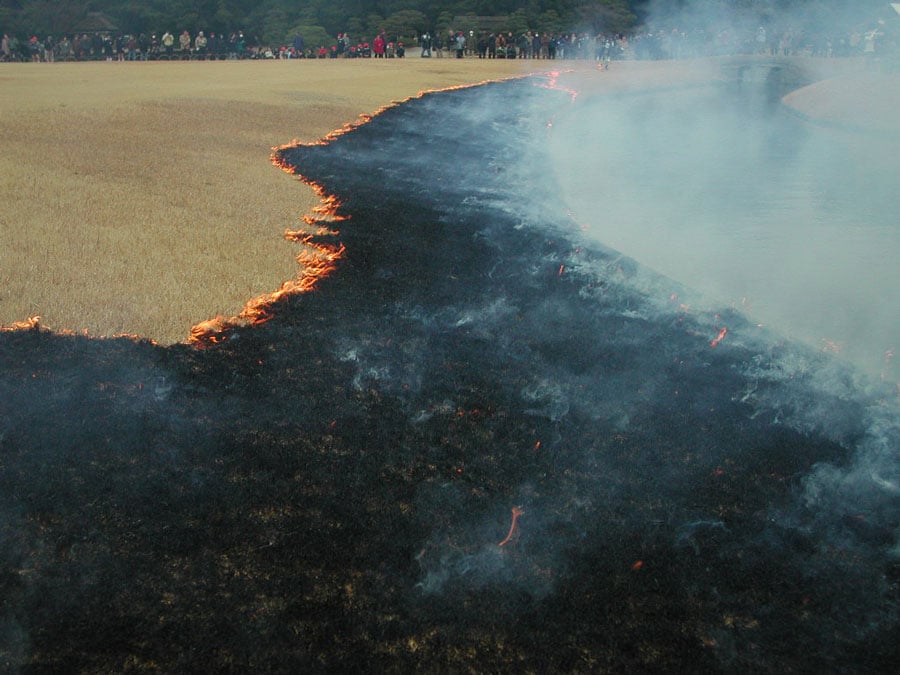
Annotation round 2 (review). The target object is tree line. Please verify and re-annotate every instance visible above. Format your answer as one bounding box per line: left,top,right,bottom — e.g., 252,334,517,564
0,0,892,50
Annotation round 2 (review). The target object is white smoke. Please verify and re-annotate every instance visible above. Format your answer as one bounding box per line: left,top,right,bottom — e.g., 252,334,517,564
545,60,900,381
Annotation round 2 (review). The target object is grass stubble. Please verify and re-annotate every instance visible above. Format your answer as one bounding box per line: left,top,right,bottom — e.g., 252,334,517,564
0,58,547,344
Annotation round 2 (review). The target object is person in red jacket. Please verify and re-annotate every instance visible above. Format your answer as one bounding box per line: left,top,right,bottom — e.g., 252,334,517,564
373,31,386,58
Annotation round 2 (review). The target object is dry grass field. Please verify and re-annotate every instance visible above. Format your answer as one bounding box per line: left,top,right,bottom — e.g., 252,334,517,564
2,56,875,344
0,57,556,344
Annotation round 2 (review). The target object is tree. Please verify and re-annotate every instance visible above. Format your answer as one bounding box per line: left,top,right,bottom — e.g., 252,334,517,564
19,0,87,36
116,2,165,35
285,23,330,50
314,3,353,36
346,16,366,40
435,10,455,33
211,6,237,34
365,12,385,37
538,9,563,34
261,6,291,44
508,8,529,34
378,0,422,17
577,0,636,34
383,9,427,41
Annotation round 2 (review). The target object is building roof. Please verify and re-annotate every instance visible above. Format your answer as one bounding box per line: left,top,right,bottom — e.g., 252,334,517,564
74,12,119,34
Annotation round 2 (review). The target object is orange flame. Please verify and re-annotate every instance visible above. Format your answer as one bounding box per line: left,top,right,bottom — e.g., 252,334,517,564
271,70,572,164
710,327,728,348
271,74,543,166
0,314,156,344
189,172,346,346
498,506,525,547
0,315,42,333
539,69,580,101
188,235,345,348
191,71,571,349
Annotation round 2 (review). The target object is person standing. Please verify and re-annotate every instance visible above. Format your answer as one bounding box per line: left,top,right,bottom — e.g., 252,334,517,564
433,32,443,58
57,35,72,60
863,27,881,68
755,26,767,55
179,30,191,59
194,31,207,59
28,36,41,62
206,32,219,60
126,34,138,60
517,32,529,59
101,34,113,60
161,30,174,59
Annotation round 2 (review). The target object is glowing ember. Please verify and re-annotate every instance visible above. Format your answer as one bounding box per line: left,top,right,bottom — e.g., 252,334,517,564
540,69,579,102
710,327,728,348
498,506,524,547
821,339,842,354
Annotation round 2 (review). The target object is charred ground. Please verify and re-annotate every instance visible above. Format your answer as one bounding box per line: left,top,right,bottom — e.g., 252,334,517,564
1,79,897,672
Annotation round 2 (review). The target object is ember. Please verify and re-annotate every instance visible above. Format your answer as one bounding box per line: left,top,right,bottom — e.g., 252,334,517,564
498,506,525,547
709,326,728,347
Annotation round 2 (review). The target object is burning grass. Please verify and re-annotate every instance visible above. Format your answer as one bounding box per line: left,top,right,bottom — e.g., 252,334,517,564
1,69,896,671
0,59,547,345
0,57,881,345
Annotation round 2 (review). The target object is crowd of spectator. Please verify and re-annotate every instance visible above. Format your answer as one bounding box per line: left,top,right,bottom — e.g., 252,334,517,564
1,21,893,64
0,29,412,62
627,24,893,60
439,24,893,62
2,31,292,62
